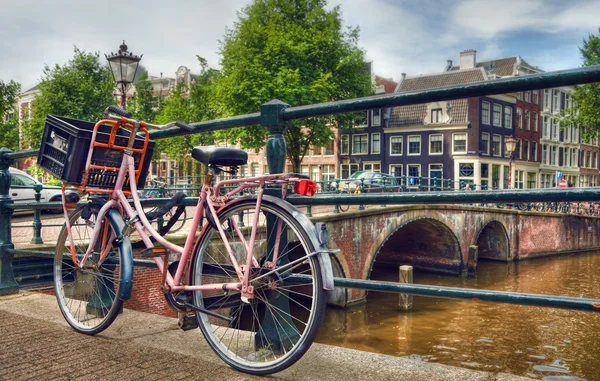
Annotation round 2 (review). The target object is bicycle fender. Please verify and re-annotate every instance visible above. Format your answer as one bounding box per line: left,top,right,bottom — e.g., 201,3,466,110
230,195,335,291
106,208,134,300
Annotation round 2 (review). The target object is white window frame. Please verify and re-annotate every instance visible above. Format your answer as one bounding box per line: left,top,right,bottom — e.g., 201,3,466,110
481,132,490,155
389,164,403,178
429,134,443,155
371,133,381,154
504,106,512,129
407,164,421,187
371,109,381,126
482,101,490,124
452,133,467,154
352,133,368,155
492,134,501,157
390,136,403,156
493,104,502,126
408,135,421,156
340,134,349,155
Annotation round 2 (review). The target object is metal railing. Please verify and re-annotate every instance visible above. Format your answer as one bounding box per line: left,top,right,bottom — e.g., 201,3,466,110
2,65,600,312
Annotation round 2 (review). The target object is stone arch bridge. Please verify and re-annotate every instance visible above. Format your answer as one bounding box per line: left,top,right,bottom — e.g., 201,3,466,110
311,205,600,307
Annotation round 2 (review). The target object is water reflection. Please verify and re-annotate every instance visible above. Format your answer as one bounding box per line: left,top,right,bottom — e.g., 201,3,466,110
316,252,600,380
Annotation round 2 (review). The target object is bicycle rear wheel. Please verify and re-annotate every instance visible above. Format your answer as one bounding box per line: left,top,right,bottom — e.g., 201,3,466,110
54,204,125,335
190,197,326,375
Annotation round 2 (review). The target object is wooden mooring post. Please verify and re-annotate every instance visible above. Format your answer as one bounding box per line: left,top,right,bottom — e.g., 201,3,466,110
399,265,413,311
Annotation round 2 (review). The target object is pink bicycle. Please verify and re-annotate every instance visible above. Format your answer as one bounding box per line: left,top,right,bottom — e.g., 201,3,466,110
42,106,333,375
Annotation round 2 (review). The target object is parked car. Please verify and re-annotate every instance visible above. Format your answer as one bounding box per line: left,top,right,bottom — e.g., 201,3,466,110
9,167,63,213
336,171,400,193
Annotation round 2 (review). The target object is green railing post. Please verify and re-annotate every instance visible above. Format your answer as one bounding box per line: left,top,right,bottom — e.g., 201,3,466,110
30,184,43,244
0,148,19,295
359,177,365,211
259,99,298,350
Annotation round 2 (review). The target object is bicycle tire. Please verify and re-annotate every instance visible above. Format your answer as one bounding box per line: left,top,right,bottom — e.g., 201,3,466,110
54,204,126,335
338,204,349,212
190,196,326,375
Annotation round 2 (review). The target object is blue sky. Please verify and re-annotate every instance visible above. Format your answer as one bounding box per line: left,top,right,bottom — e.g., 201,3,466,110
1,0,599,92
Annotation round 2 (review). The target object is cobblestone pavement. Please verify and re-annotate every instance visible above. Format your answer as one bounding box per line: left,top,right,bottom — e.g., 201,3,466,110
0,293,529,381
0,308,255,381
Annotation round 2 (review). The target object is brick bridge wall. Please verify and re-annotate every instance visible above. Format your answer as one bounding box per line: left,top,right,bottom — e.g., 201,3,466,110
312,205,600,307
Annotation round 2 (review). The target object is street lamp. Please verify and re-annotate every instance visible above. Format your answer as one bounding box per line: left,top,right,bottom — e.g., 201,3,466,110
105,41,142,109
505,135,518,189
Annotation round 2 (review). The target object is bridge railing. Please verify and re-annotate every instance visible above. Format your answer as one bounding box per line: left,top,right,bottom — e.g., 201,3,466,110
2,66,600,312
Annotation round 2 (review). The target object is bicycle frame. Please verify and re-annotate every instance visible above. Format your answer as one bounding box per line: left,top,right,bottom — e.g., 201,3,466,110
63,132,311,299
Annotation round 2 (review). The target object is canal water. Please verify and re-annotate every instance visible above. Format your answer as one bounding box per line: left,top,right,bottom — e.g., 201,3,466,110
316,252,600,380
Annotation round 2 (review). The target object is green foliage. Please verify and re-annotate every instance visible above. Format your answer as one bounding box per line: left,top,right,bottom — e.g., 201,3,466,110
0,79,21,151
562,28,600,141
215,0,372,171
154,56,218,160
131,71,158,122
25,47,115,148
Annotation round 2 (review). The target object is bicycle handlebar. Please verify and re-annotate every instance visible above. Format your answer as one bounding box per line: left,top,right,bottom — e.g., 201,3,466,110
175,121,195,131
105,105,132,118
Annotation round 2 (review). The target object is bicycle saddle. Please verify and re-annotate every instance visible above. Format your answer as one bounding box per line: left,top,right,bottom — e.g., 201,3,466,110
191,146,248,167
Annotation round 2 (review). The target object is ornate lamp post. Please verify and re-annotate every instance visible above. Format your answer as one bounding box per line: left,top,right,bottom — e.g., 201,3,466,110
105,41,142,109
505,135,518,189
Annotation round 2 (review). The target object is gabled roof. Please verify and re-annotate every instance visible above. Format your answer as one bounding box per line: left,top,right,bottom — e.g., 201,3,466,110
389,69,483,127
399,68,487,92
450,56,541,77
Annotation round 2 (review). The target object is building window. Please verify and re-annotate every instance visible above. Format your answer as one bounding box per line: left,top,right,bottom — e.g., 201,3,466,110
542,144,548,165
429,134,443,154
371,133,380,154
515,139,522,160
594,152,598,169
251,163,260,176
544,89,550,110
322,164,334,181
407,164,420,183
372,109,381,126
552,118,559,140
553,89,560,111
482,101,490,124
453,133,467,153
532,112,538,132
389,165,402,178
532,142,537,162
493,104,502,126
524,140,530,161
408,135,421,155
551,146,557,166
504,106,512,128
515,170,525,189
481,133,490,155
525,91,531,103
429,164,443,190
492,135,501,156
431,108,443,123
363,162,381,172
516,108,522,129
310,166,320,181
533,90,539,105
352,134,368,154
542,116,550,138
524,109,530,130
340,134,349,155
390,136,403,155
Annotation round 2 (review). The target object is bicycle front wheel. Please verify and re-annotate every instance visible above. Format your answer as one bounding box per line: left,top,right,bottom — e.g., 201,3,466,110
54,204,125,335
190,197,326,375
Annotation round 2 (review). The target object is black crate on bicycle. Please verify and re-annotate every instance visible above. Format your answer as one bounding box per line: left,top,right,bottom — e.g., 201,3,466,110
37,114,155,190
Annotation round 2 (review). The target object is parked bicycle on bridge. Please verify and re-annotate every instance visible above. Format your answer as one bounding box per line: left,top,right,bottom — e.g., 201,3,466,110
40,106,333,376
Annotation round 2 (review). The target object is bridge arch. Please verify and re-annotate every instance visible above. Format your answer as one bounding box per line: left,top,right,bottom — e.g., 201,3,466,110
364,216,463,279
475,220,510,260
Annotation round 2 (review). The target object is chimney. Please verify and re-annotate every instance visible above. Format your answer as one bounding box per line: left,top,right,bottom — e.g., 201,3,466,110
460,49,477,69
401,73,406,81
444,60,453,72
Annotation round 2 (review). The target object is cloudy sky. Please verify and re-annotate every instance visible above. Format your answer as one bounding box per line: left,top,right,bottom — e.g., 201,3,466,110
1,0,599,92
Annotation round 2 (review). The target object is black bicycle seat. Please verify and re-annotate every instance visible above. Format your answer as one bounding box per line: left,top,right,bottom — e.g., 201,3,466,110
191,146,248,167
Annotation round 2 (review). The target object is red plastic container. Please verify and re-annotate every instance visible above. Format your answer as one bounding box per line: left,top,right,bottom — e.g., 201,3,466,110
295,180,317,196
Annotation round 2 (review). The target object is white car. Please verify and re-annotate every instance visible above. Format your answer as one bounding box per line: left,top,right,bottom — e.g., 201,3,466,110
9,167,63,213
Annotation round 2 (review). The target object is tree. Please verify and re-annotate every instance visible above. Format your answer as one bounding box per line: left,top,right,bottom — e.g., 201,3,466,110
562,28,600,140
131,71,158,122
215,0,372,172
25,48,115,147
153,56,218,161
0,79,21,151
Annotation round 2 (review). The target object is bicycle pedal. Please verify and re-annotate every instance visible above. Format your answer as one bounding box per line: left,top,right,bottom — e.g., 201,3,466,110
178,314,199,331
141,246,169,258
